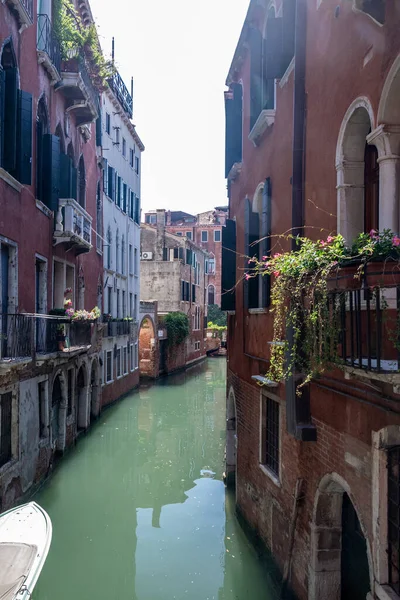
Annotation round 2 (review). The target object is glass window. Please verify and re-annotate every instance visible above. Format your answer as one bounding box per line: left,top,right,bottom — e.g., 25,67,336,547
201,231,208,242
106,351,113,383
186,231,192,240
105,113,111,135
261,395,280,477
214,230,221,242
116,348,122,378
122,137,126,157
135,156,140,174
130,148,134,168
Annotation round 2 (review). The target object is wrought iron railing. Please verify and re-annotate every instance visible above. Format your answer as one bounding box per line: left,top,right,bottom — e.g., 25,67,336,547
108,69,133,118
327,284,400,373
56,198,92,247
0,314,93,360
37,14,61,75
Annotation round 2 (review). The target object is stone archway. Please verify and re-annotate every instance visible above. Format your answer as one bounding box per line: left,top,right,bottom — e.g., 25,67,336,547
90,359,100,422
225,387,237,491
76,364,89,430
139,316,157,378
309,473,372,600
51,371,67,452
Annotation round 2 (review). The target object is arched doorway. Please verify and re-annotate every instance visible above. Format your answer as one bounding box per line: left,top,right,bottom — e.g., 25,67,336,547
76,365,89,431
139,317,157,378
225,387,237,491
90,360,100,422
309,474,371,600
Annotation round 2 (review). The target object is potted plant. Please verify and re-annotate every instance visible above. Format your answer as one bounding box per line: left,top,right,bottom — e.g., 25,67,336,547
56,324,66,351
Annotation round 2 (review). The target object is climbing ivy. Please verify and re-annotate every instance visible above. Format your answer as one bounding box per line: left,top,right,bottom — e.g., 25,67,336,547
164,312,190,347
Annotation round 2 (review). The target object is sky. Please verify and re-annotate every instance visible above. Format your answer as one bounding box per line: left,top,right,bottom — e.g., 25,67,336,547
89,0,249,215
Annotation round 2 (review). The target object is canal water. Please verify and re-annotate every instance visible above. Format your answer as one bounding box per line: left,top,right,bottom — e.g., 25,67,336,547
33,358,280,600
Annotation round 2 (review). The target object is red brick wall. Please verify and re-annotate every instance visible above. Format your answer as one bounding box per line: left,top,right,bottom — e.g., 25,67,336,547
101,370,139,408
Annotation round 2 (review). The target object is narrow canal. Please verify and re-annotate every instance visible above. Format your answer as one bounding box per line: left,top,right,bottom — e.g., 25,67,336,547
33,358,279,600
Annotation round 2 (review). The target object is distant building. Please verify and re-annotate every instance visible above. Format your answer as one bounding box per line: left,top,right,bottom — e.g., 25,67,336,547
144,207,227,306
140,210,208,373
100,66,144,406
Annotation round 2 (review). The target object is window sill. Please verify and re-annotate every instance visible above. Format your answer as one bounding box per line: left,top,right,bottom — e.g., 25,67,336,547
105,378,114,386
248,110,276,147
375,584,400,600
279,57,295,88
0,168,23,192
259,464,281,488
248,308,268,314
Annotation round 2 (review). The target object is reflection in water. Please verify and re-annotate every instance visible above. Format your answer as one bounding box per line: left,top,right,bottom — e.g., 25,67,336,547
33,358,279,600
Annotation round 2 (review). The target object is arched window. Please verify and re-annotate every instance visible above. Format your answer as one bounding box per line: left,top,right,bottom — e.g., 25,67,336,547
116,230,120,273
208,285,215,306
0,40,18,175
36,97,49,202
96,181,102,252
106,227,112,269
121,235,125,275
77,155,86,208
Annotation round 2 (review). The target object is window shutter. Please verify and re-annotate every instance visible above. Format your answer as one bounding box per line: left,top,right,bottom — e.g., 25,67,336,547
264,17,285,80
96,114,102,147
178,247,184,261
0,68,4,168
224,89,234,178
42,134,60,212
261,178,272,307
103,158,108,194
186,282,190,301
192,284,196,303
173,247,179,260
60,153,72,197
3,67,18,173
244,199,259,309
163,247,168,261
225,83,243,178
16,90,33,184
181,281,185,301
71,165,77,201
221,219,236,312
249,28,263,131
282,0,296,71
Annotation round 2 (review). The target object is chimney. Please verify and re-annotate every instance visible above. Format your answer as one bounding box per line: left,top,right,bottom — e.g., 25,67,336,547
155,209,166,260
166,210,171,226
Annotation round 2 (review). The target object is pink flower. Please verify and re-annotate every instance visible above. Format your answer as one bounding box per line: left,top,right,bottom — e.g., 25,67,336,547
327,236,334,243
66,308,74,317
273,270,280,278
370,229,377,238
248,258,255,264
245,273,251,280
64,287,72,294
262,256,269,261
273,253,281,258
320,240,326,247
64,298,72,307
393,236,400,247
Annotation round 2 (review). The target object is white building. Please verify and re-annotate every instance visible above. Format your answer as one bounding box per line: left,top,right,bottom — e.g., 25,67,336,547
100,70,144,404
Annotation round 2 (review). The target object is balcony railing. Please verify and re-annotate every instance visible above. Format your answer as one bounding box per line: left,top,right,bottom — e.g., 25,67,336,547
54,198,92,254
108,69,133,118
103,320,136,338
56,58,99,125
327,263,400,375
37,14,61,80
6,0,33,26
0,314,93,361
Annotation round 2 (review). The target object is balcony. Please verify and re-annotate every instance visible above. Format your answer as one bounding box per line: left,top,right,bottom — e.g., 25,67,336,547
37,14,61,82
327,261,400,388
103,319,137,339
0,314,93,364
6,0,33,29
55,58,99,125
54,198,92,254
108,70,133,118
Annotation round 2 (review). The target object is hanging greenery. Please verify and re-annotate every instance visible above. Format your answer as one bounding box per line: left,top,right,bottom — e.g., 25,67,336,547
248,229,400,392
53,0,114,88
164,312,190,347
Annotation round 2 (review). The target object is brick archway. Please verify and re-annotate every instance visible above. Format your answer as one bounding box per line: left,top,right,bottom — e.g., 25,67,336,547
139,315,157,378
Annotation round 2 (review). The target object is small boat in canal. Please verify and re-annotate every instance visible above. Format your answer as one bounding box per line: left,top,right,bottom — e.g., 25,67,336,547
0,502,52,600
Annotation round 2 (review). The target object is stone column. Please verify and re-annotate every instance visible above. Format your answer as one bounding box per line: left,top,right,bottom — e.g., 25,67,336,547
367,125,400,233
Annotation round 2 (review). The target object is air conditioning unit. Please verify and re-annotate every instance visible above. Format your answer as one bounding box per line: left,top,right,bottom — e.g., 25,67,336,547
141,252,153,260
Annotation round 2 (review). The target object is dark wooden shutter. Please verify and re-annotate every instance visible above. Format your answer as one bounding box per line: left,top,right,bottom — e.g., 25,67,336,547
0,392,12,468
224,89,234,177
192,284,196,303
282,0,296,71
0,68,4,168
3,68,18,173
43,134,60,212
96,114,102,147
16,90,33,184
173,247,179,259
181,281,185,300
163,247,168,261
221,219,236,312
71,165,77,201
249,27,263,131
244,199,260,309
264,17,285,80
225,83,243,178
178,247,184,261
261,178,272,307
108,166,114,198
60,153,72,197
103,158,108,194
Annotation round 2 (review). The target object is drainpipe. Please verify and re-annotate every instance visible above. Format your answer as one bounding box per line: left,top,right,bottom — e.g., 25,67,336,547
291,0,307,250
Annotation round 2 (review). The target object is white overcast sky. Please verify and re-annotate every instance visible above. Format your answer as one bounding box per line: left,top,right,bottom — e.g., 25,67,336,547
89,0,249,215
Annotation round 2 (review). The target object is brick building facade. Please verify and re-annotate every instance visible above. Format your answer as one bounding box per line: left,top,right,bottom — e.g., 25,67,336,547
144,206,227,306
223,1,400,599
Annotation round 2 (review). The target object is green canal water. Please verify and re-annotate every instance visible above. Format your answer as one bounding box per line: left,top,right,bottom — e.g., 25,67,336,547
33,358,279,600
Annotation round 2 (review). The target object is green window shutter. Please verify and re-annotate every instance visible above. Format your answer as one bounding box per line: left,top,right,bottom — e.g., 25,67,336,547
192,284,196,303
244,200,260,309
96,115,102,147
135,196,140,224
103,158,108,194
163,247,168,261
225,83,243,178
178,247,184,261
3,68,18,174
181,281,185,301
71,165,77,201
0,68,5,169
123,183,127,212
261,178,272,307
42,134,60,212
249,28,263,131
221,219,236,312
264,17,285,80
60,153,72,197
173,247,179,259
16,90,33,184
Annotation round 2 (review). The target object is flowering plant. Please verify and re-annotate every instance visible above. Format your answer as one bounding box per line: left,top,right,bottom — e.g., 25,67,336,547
248,229,400,391
71,306,100,322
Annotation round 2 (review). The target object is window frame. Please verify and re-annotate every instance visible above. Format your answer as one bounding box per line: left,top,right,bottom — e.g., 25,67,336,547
214,229,221,242
122,137,126,157
259,390,281,486
105,350,113,384
105,112,111,135
116,347,122,379
201,230,208,243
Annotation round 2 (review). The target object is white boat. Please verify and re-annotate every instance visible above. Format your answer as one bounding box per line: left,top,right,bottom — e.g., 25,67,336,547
0,502,52,600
